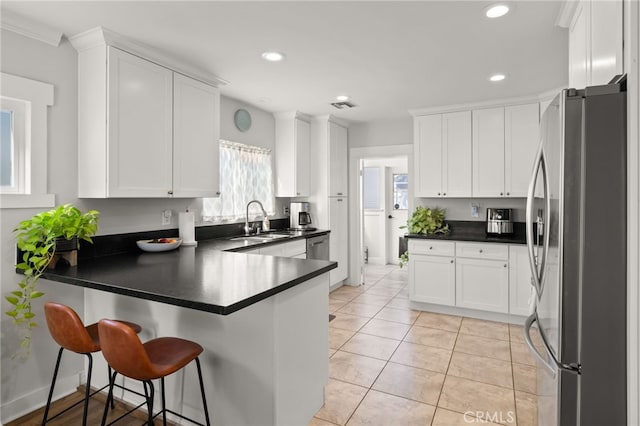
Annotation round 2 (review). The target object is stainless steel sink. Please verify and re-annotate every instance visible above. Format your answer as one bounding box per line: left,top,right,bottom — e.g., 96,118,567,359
229,234,290,242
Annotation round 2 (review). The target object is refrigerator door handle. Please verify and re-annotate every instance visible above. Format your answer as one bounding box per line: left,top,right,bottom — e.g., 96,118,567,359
525,312,582,376
526,143,548,297
524,312,556,375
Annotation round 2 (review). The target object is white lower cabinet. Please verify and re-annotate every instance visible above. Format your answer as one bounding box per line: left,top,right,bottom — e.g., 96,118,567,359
409,239,529,316
410,251,456,306
456,258,509,313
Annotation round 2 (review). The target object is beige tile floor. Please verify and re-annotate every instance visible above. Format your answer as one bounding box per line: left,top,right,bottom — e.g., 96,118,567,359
313,264,539,426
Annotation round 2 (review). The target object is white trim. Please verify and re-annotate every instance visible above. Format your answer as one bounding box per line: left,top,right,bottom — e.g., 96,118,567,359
1,373,78,423
0,73,55,209
0,193,55,209
348,144,413,285
410,300,526,325
555,0,580,28
626,0,640,424
68,27,227,87
0,9,62,47
409,92,549,117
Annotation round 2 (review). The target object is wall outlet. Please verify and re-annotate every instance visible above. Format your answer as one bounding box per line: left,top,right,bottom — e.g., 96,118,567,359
471,204,480,218
283,205,290,216
162,209,172,225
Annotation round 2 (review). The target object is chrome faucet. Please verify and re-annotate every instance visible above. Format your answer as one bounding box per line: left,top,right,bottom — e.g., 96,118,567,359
244,200,270,235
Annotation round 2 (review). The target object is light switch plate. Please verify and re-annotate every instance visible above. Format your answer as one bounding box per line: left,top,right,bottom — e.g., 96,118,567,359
162,209,172,225
471,204,480,218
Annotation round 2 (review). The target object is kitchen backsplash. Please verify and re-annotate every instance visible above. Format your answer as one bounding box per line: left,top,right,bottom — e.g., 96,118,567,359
415,198,527,222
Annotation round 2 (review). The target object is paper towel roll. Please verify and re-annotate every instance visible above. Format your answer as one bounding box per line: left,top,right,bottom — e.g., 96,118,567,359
179,211,197,247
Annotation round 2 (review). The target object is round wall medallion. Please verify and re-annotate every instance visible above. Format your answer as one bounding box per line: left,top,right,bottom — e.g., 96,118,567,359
234,109,252,132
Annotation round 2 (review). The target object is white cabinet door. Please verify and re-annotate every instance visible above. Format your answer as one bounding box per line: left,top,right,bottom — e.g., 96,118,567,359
590,0,623,85
473,107,505,197
509,245,535,316
329,197,349,285
328,121,348,196
410,254,456,306
107,47,173,197
569,1,589,89
275,114,310,197
443,111,472,197
505,103,540,197
173,73,220,198
456,257,509,313
295,118,311,197
414,115,442,197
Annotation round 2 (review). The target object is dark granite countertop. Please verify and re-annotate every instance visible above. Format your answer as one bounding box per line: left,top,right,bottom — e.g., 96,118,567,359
41,229,336,315
404,221,528,245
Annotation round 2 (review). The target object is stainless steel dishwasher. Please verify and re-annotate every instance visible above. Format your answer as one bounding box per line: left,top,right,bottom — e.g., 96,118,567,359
306,234,330,260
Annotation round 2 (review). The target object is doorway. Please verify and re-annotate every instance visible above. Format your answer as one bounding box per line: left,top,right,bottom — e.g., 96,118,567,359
360,155,409,284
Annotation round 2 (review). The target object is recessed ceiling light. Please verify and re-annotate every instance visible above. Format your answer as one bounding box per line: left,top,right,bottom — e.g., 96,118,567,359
261,51,285,62
336,95,350,102
489,74,506,82
485,4,510,18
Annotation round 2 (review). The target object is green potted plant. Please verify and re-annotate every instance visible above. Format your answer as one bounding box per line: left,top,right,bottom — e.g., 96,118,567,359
6,204,99,357
399,206,449,267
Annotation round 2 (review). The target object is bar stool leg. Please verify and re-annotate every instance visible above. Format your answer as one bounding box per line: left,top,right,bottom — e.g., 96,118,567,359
107,366,115,409
42,347,64,426
81,353,94,426
143,380,155,426
101,371,117,426
195,357,211,426
161,377,167,426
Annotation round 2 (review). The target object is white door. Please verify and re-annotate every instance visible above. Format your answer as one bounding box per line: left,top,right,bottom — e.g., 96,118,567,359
473,107,506,197
456,257,509,313
107,47,173,197
386,167,408,265
410,254,456,306
414,114,442,197
173,73,220,198
443,111,472,197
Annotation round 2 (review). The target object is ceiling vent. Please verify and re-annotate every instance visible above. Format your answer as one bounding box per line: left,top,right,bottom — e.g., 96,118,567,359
330,101,357,109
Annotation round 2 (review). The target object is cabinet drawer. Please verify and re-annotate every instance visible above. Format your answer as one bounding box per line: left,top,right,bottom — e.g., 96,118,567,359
408,240,455,256
456,242,508,260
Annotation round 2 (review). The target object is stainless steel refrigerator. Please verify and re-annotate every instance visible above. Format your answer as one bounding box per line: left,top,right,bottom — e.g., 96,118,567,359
523,76,627,426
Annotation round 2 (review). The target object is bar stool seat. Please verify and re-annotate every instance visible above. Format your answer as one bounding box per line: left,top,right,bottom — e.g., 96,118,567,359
99,319,211,426
42,302,142,426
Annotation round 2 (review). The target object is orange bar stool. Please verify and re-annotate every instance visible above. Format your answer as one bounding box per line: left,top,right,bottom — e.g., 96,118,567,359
42,302,142,426
98,319,211,426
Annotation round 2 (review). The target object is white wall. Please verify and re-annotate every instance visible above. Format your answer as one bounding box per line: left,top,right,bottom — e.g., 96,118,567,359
349,118,413,148
415,198,527,222
0,29,278,422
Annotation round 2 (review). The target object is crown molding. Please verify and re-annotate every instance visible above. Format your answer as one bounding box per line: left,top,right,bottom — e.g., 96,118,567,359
0,10,62,47
68,26,228,87
273,111,312,122
312,114,350,128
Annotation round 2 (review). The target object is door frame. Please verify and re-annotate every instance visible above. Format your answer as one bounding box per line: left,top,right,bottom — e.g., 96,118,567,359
348,144,413,285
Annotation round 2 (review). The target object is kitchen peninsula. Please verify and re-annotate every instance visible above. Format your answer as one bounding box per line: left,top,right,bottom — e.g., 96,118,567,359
40,236,336,426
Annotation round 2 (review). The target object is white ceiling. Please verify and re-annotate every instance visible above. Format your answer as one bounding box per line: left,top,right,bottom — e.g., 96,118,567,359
2,1,569,123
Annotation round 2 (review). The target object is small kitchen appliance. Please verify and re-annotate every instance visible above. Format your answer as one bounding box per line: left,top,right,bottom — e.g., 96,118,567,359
289,202,314,230
486,208,513,234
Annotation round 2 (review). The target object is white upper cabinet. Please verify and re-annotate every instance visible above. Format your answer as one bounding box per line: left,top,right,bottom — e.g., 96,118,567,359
473,103,539,198
274,113,311,197
173,73,220,198
414,111,471,198
328,121,348,197
72,29,221,198
568,0,623,88
107,47,174,197
505,103,540,197
473,107,505,197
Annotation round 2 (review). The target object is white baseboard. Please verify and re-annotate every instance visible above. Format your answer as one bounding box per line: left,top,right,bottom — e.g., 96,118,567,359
1,374,78,424
410,301,526,325
365,257,385,265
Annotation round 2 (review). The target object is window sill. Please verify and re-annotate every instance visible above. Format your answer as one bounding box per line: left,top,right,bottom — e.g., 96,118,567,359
0,194,56,209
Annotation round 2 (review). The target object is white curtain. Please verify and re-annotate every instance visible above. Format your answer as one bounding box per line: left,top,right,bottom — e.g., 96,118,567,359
202,140,275,222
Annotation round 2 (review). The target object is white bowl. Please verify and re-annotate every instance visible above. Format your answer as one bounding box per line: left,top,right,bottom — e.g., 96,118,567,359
136,238,182,252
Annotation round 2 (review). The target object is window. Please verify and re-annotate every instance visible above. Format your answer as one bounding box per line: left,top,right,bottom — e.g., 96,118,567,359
363,167,381,210
202,140,275,222
1,98,26,194
0,72,54,209
393,173,408,210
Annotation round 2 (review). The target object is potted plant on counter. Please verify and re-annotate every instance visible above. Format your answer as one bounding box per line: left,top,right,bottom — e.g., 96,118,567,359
5,204,99,357
399,206,449,267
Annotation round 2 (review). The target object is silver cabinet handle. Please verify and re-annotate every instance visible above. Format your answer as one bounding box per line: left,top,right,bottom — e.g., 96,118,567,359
479,249,483,253
437,192,441,196
337,192,343,195
216,191,221,195
443,193,446,196
429,246,433,250
168,190,173,195
500,192,503,196
506,192,510,196
504,264,507,268
450,260,454,263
